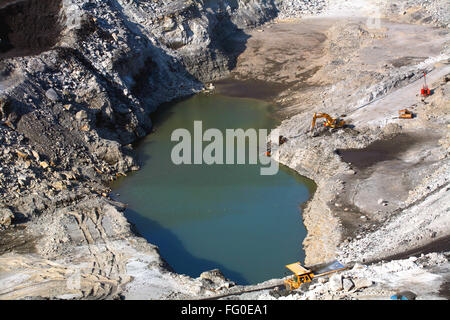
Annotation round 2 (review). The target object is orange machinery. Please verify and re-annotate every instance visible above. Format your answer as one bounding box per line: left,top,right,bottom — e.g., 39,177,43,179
311,113,345,133
399,109,413,119
421,72,431,96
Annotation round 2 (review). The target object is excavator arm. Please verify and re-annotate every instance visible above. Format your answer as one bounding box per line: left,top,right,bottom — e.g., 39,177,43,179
311,113,318,132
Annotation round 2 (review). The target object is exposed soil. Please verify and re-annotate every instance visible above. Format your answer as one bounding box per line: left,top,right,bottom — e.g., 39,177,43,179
336,133,437,170
214,78,288,101
378,235,450,263
229,18,333,102
0,225,37,255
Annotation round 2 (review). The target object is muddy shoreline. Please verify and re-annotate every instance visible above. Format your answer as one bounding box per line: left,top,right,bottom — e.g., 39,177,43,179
214,78,289,102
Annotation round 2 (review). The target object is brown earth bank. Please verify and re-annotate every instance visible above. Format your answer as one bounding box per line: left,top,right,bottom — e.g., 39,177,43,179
0,0,449,300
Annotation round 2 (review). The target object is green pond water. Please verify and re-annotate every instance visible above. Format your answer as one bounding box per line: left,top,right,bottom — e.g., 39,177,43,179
111,93,315,285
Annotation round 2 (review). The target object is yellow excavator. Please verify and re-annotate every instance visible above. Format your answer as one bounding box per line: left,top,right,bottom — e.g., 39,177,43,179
310,113,345,133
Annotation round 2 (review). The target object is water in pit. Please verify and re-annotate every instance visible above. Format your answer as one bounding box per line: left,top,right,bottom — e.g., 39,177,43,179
111,93,315,285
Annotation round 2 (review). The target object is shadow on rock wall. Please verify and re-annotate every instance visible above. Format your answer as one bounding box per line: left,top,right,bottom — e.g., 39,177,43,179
0,0,64,59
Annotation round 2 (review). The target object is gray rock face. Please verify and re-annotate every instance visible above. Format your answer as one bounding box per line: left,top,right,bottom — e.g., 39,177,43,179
199,269,235,290
200,269,228,282
45,88,59,101
0,206,14,227
342,278,354,291
275,0,327,19
353,278,373,290
329,274,343,291
75,110,88,122
386,0,450,28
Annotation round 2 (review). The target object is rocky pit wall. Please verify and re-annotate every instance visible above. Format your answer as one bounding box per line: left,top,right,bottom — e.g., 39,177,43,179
0,0,328,300
0,0,449,300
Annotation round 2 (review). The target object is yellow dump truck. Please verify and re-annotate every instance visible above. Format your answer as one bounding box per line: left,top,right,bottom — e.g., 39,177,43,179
284,260,347,291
